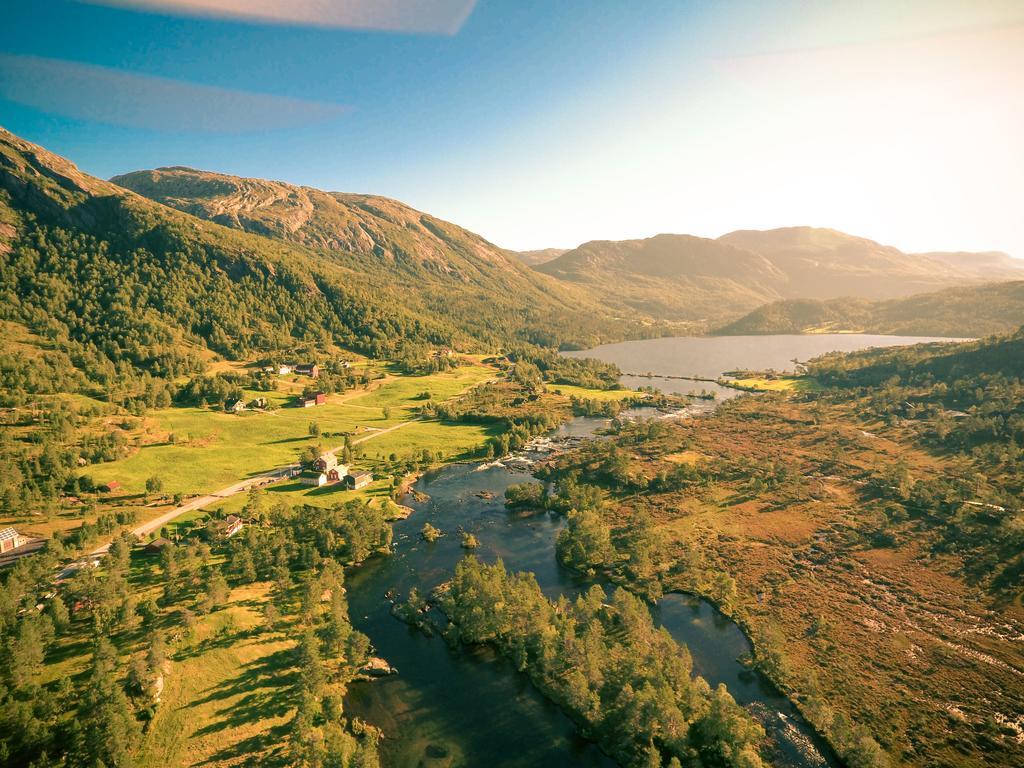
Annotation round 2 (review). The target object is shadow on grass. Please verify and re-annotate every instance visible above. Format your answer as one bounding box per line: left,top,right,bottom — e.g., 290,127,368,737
189,646,298,739
197,720,293,767
172,622,249,661
262,436,311,446
265,482,308,495
305,484,352,499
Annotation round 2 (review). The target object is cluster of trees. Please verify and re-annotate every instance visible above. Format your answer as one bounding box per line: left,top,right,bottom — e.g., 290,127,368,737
441,556,765,767
376,448,444,483
283,562,380,768
424,380,568,459
191,498,385,766
391,344,460,375
176,372,246,407
178,364,371,408
0,483,391,766
507,347,622,390
0,396,131,520
0,524,163,766
506,473,665,598
0,349,86,405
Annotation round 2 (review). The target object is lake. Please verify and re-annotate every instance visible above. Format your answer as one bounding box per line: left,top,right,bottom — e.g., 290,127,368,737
565,334,963,397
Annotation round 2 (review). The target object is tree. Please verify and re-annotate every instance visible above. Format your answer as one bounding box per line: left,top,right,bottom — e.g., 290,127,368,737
75,638,141,768
231,547,258,583
47,594,70,633
309,421,321,437
263,602,281,632
145,475,163,496
8,616,47,689
298,628,325,696
556,508,614,574
201,570,230,613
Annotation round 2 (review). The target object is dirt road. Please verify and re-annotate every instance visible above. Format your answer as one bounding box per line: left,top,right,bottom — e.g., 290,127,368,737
85,418,420,558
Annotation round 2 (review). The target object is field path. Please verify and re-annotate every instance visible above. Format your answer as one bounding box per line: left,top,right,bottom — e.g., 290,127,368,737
347,417,418,447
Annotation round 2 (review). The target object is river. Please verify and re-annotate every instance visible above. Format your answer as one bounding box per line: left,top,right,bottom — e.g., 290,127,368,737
346,335,963,767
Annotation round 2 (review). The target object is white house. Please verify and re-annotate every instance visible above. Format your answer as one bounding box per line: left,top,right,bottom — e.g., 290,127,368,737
299,470,328,487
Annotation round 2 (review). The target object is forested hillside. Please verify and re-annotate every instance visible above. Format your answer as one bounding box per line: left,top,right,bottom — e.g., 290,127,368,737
110,166,643,349
715,281,1024,337
0,128,644,409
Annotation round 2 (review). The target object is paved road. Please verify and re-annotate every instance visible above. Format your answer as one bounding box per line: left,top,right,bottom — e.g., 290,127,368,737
85,418,420,558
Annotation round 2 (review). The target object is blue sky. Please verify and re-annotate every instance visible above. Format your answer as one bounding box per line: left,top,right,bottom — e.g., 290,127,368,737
1,1,1022,256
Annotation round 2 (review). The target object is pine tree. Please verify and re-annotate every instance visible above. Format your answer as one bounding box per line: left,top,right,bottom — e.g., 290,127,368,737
76,638,141,768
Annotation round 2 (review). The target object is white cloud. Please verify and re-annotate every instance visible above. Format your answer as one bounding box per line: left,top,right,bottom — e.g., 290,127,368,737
77,0,477,35
0,54,349,132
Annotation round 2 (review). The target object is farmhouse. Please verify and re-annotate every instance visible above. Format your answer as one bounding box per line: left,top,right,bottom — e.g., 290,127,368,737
278,364,294,375
248,396,267,409
312,452,338,472
225,398,245,413
300,470,328,487
0,527,28,554
345,471,374,490
100,480,121,493
326,467,347,483
216,514,244,538
300,393,327,408
295,363,320,378
144,537,174,554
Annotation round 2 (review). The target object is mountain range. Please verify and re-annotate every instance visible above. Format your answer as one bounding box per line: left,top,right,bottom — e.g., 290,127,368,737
0,127,652,402
529,228,1023,326
2,124,1022,397
714,281,1024,338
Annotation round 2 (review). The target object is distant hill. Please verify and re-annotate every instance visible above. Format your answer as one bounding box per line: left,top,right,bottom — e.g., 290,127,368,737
0,127,640,401
511,248,568,267
715,281,1024,337
536,226,1022,326
535,234,785,324
911,250,1023,279
719,227,1023,300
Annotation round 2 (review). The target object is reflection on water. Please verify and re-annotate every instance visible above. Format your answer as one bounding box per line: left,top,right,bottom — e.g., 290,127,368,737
345,420,615,768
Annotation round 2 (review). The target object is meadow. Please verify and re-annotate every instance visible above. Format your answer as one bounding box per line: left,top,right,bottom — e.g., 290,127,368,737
89,362,496,496
547,384,639,401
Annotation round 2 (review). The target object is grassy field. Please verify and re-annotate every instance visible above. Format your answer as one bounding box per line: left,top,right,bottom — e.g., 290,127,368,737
136,581,296,768
208,418,497,516
89,363,496,496
547,384,639,401
728,376,820,392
